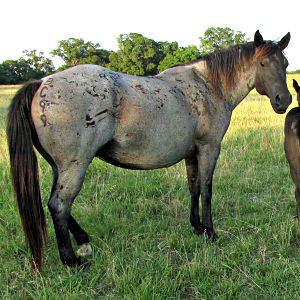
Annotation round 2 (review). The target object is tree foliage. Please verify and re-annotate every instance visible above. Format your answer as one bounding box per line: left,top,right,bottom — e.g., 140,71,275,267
109,33,167,76
199,27,249,54
0,60,33,84
158,45,200,72
0,50,54,84
50,38,110,70
108,33,200,76
22,50,55,75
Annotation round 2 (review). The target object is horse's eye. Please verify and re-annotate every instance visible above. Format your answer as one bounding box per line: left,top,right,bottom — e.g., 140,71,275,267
260,62,264,67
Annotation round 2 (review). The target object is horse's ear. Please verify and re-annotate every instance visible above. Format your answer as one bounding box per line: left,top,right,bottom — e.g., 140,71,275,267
293,79,300,93
278,32,291,50
254,30,264,47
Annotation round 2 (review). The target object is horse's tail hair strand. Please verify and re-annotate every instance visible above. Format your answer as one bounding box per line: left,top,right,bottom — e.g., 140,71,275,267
6,80,47,271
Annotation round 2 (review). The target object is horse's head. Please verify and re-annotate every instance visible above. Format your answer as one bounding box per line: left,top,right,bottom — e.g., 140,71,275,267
293,79,300,106
254,30,292,114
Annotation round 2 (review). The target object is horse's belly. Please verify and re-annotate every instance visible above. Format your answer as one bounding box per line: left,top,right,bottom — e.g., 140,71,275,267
98,131,195,170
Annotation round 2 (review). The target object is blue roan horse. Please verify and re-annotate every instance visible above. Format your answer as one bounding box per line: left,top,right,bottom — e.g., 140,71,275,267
7,31,291,270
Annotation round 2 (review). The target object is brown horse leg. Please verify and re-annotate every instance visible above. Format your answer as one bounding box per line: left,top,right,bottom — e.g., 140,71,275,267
185,157,205,235
48,162,89,266
295,187,300,247
197,142,220,242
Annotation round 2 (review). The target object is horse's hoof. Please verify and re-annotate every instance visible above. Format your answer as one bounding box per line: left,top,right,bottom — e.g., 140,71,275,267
77,243,92,257
79,260,91,271
210,233,219,243
206,230,218,243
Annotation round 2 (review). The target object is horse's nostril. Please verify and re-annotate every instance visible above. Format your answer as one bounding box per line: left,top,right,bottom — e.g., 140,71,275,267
275,95,281,104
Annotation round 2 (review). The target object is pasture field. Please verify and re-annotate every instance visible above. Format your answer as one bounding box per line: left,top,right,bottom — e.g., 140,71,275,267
0,76,300,299
0,85,20,106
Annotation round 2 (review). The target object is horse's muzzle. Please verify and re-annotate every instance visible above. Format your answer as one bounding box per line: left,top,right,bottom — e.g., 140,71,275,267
272,93,292,114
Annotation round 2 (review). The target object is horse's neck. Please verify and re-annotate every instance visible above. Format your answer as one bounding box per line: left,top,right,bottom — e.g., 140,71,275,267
227,66,257,109
193,61,257,110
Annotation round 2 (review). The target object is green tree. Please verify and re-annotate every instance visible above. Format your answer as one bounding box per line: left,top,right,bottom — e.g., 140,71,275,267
0,51,54,84
158,45,200,72
22,50,54,75
109,33,174,76
0,59,36,84
157,41,179,61
51,38,110,70
199,27,249,54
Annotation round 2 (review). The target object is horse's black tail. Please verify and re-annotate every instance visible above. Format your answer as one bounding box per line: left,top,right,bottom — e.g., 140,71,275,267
6,80,47,271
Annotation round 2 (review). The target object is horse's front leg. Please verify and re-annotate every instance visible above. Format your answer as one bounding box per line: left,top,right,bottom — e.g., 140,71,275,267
197,141,221,242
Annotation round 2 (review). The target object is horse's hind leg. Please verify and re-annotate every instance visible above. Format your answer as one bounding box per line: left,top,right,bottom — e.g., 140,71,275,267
48,161,90,266
48,163,91,261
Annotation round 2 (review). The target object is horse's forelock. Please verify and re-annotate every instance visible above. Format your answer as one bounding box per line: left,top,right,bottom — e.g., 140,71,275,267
254,41,279,61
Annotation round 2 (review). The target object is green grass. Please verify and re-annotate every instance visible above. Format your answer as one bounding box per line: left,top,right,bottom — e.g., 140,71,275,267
0,85,20,106
0,81,300,299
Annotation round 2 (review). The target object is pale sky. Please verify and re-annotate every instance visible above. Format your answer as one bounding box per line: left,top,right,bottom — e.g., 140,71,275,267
1,0,299,71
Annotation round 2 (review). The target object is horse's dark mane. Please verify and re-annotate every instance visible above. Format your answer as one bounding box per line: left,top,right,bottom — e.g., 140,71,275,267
171,41,280,97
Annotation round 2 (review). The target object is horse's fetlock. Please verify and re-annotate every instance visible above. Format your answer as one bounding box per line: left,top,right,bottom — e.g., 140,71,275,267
190,215,201,227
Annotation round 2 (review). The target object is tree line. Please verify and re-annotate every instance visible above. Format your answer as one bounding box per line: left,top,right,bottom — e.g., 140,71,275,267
0,27,249,84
